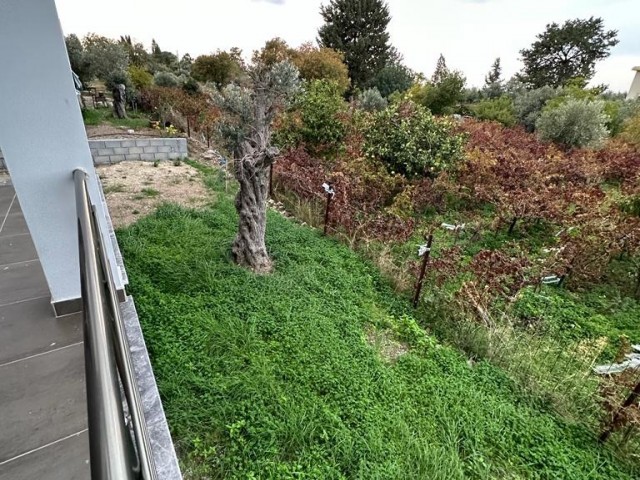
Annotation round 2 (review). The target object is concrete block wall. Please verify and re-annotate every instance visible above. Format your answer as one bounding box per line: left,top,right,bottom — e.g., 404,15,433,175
89,138,188,165
0,138,188,170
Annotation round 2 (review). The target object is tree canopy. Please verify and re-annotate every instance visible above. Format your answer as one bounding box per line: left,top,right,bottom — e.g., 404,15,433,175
518,17,618,88
192,50,244,87
318,0,392,92
483,58,503,99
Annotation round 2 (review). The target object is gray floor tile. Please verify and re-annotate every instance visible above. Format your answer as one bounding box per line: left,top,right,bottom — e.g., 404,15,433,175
0,297,82,365
0,233,37,266
0,260,49,306
0,195,14,217
0,186,13,202
0,430,89,480
0,343,87,462
0,212,29,237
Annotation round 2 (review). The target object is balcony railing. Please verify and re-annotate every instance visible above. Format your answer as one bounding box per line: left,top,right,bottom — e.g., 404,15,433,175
74,168,157,480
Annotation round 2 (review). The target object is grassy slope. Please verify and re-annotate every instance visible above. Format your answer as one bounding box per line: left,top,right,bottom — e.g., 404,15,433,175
82,107,150,129
117,172,638,479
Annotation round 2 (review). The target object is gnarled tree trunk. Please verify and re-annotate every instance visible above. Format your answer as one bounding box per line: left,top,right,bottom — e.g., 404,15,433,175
232,155,272,273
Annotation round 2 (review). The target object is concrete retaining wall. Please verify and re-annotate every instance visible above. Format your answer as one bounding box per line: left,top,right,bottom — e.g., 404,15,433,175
0,138,188,169
89,138,188,165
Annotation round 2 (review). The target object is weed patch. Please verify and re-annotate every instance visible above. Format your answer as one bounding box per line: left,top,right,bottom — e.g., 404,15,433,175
118,172,638,479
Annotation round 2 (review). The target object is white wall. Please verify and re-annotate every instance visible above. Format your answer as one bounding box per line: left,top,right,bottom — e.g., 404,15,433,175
628,70,640,101
0,0,123,305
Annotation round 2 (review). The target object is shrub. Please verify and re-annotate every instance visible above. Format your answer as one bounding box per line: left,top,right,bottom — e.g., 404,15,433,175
356,88,387,112
470,96,517,127
128,65,153,90
621,113,640,147
363,100,466,178
154,71,180,88
274,79,347,156
290,43,350,95
370,63,414,98
182,76,201,95
536,98,610,149
513,86,558,132
606,100,640,138
411,72,466,115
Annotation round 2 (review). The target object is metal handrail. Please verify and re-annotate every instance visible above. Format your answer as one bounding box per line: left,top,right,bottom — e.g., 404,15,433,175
74,168,157,480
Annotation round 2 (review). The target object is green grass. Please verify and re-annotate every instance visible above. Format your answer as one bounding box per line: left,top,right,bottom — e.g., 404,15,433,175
117,170,639,479
103,183,127,194
82,107,150,129
140,188,160,198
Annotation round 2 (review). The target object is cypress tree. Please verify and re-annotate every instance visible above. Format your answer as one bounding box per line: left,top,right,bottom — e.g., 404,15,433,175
318,0,392,92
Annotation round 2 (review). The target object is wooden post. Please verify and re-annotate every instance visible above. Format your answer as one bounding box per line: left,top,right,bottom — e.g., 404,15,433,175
323,191,333,235
269,163,274,198
413,234,434,308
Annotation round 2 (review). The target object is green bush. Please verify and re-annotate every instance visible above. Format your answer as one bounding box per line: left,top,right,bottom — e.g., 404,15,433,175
363,100,466,178
470,96,516,127
607,100,640,138
128,65,153,90
153,71,180,88
370,63,414,98
356,87,387,112
513,86,558,132
621,113,640,147
536,98,610,149
274,79,347,156
411,73,466,116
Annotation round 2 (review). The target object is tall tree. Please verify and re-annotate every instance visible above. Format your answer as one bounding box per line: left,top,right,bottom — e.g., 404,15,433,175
65,34,91,84
411,54,465,115
192,50,244,87
119,35,150,68
431,54,449,84
212,62,300,272
371,62,414,98
82,33,129,83
483,57,503,99
518,17,618,88
291,43,351,94
318,0,392,92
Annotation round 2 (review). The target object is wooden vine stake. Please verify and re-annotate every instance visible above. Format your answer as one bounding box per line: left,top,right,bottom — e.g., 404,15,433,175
413,234,434,308
322,182,335,235
269,163,274,198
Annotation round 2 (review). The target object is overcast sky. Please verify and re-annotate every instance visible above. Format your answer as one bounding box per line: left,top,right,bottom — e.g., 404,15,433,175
55,0,640,92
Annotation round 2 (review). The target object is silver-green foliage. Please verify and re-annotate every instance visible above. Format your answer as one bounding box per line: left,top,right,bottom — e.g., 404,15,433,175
153,71,180,88
536,98,610,149
212,61,301,157
513,86,559,132
357,88,388,112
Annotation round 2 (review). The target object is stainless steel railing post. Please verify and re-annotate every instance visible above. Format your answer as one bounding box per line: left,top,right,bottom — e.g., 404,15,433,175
74,168,137,480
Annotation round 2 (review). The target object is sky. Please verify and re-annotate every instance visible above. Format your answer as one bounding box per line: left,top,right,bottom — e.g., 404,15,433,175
54,0,640,93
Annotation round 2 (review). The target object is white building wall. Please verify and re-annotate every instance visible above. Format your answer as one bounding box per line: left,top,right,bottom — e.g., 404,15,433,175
0,0,124,306
627,68,640,100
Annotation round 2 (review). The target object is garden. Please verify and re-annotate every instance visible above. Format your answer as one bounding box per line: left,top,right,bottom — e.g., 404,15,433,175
69,1,640,477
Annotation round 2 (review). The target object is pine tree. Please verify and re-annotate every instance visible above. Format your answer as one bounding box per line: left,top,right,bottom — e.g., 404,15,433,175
483,58,503,99
318,0,392,92
518,17,618,88
431,54,449,84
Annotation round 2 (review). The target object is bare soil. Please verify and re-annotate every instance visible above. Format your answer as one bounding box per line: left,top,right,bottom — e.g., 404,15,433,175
97,161,210,228
86,124,162,139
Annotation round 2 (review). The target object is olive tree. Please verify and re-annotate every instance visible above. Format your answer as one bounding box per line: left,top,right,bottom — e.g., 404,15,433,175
213,62,300,273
